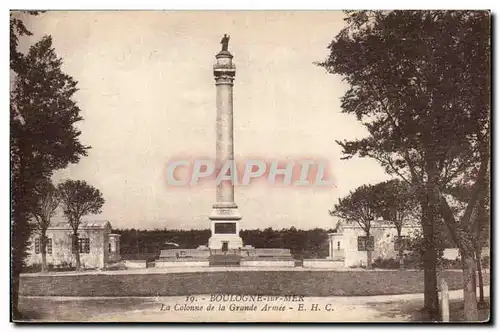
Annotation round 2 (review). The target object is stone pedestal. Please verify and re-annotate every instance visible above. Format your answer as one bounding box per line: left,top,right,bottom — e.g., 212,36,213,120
208,49,243,250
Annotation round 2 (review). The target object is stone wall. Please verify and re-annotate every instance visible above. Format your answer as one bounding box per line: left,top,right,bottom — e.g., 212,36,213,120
240,260,294,267
303,259,344,269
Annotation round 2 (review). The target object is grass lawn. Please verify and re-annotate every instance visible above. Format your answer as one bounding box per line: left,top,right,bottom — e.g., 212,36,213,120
19,270,489,297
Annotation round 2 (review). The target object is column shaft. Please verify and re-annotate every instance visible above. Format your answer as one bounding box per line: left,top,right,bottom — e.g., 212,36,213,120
215,82,235,203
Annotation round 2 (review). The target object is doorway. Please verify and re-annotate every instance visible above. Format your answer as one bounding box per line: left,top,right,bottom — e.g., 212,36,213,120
221,241,229,253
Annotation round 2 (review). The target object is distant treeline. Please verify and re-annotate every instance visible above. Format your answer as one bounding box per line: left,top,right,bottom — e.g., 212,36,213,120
113,227,334,260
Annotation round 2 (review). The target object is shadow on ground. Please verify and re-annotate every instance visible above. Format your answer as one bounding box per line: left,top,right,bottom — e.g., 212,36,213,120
366,298,491,322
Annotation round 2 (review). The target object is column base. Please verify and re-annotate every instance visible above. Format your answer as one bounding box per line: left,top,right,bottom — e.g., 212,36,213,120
208,235,243,250
208,204,243,250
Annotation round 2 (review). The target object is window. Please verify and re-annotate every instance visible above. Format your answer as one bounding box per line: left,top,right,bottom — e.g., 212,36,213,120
394,236,411,251
108,242,112,253
75,238,90,254
357,236,374,251
35,237,52,254
35,238,40,254
46,238,52,254
337,241,340,250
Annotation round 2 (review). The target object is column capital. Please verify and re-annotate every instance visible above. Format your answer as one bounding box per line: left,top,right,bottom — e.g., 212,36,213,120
213,51,236,85
214,75,235,85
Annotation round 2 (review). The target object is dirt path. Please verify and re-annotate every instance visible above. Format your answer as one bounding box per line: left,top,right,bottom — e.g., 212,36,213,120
19,286,490,322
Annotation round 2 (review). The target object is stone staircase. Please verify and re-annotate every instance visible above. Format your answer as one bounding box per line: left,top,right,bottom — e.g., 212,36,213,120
208,254,241,266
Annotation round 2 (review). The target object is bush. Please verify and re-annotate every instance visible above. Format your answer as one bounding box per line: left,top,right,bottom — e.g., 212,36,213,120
481,256,490,268
402,254,421,269
22,261,76,273
56,261,74,271
22,264,41,273
372,257,400,269
441,258,462,269
404,229,447,269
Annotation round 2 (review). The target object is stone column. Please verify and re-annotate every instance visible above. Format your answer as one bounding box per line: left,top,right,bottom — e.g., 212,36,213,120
208,48,243,250
214,51,236,204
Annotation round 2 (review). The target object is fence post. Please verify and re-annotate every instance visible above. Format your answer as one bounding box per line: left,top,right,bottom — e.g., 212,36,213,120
441,278,450,322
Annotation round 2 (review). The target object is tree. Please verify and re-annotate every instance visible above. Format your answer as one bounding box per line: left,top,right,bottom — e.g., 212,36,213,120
373,179,418,269
318,10,490,320
30,180,60,273
10,12,88,319
10,11,43,74
330,184,378,268
58,180,105,271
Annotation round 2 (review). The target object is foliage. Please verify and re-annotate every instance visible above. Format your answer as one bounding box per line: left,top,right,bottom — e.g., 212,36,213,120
318,10,490,234
29,179,60,272
318,11,489,189
11,31,89,269
10,12,88,319
114,227,331,260
57,179,104,271
481,256,490,269
318,10,490,319
372,257,400,269
22,261,75,273
329,180,419,268
10,11,43,73
12,35,88,174
330,184,378,234
405,230,445,269
330,179,417,231
372,179,418,232
58,180,105,229
441,258,462,270
30,180,60,231
372,256,463,270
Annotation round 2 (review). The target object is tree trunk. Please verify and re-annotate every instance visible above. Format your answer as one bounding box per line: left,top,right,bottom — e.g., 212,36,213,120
475,248,485,304
367,249,372,269
11,169,34,320
421,196,439,320
11,214,23,320
11,208,33,320
474,188,487,306
437,192,483,321
462,254,479,321
11,143,30,320
366,230,372,269
72,232,81,271
41,231,47,273
11,267,21,320
397,230,404,271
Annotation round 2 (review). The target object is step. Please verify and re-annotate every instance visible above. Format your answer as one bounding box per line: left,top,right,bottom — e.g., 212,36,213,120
209,254,241,266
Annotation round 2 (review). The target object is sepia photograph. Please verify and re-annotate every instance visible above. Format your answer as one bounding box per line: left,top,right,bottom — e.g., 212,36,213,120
9,9,491,323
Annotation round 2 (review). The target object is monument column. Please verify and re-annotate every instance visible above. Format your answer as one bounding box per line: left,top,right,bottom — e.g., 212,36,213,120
208,35,243,250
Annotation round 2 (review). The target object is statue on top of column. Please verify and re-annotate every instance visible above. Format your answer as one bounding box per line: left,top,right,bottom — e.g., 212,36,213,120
220,34,230,52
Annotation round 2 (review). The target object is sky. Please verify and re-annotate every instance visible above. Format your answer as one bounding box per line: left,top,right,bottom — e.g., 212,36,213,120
18,11,391,230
